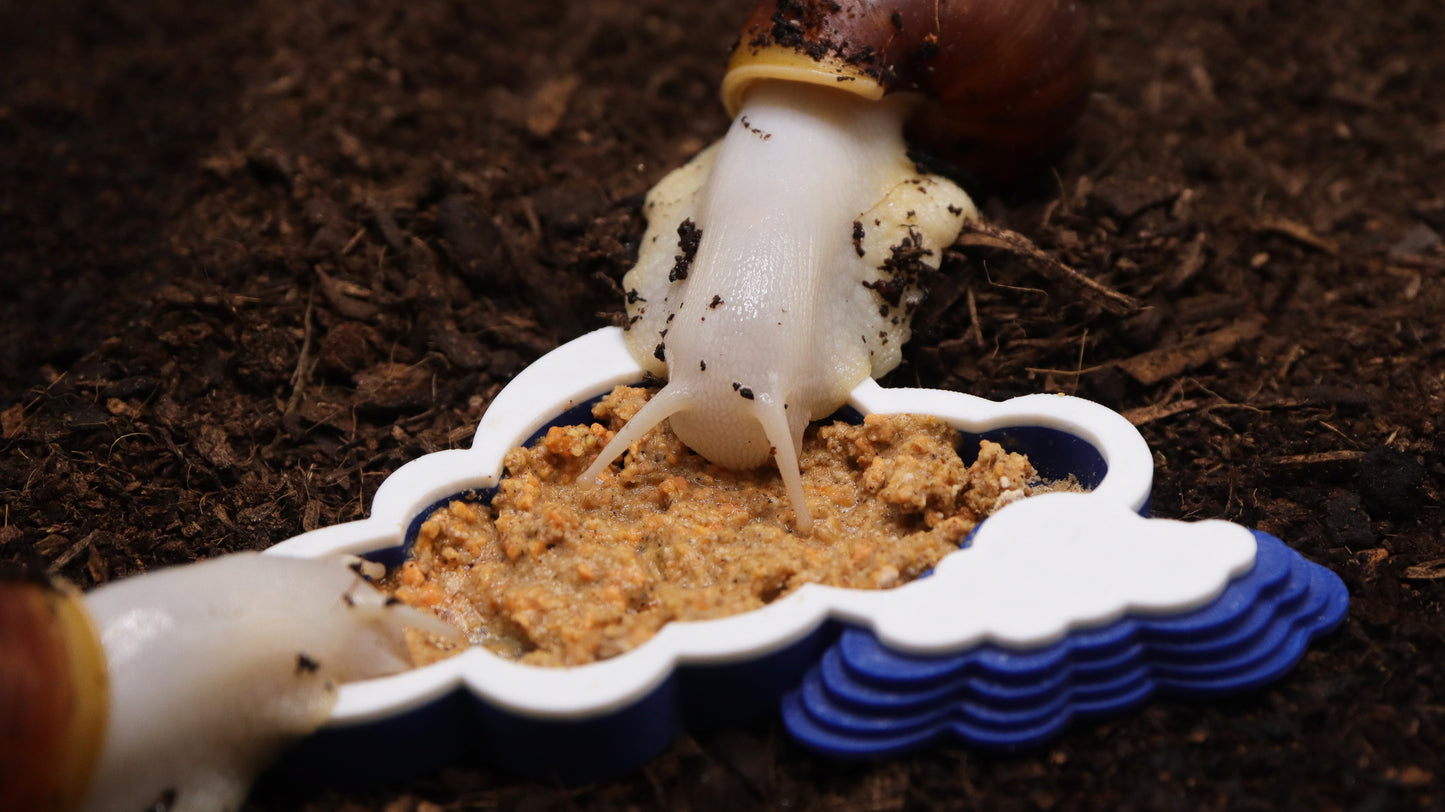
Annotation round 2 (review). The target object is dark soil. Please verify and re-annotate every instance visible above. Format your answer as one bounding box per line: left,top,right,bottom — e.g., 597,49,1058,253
3,0,1441,809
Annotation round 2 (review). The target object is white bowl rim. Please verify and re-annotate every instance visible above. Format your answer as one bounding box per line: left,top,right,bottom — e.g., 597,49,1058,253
265,326,1167,723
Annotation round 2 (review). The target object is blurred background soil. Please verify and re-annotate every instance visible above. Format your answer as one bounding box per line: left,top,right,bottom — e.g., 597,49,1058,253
1,0,1441,809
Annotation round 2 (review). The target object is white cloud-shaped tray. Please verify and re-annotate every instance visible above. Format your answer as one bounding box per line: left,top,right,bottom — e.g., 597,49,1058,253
263,327,1344,784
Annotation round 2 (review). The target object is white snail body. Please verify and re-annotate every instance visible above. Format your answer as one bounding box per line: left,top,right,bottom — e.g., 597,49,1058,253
582,82,976,532
581,0,1094,532
1,553,454,812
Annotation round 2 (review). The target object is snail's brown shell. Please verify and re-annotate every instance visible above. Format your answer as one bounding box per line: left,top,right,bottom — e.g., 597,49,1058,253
724,0,1095,185
0,575,108,812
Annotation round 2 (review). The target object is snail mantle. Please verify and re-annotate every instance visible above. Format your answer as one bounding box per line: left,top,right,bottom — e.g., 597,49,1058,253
263,327,1348,785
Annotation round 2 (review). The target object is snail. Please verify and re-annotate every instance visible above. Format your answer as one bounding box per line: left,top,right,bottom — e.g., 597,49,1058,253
0,554,457,812
581,0,1094,532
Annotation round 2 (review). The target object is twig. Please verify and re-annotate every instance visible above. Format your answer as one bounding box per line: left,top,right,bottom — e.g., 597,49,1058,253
1114,317,1265,385
1025,365,1107,376
1387,252,1445,271
1253,216,1339,255
954,220,1145,316
1270,450,1365,466
1122,395,1306,426
286,286,317,414
965,286,983,348
1122,397,1220,426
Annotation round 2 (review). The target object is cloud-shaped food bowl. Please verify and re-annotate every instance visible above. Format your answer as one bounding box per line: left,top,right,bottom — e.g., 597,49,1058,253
263,327,1346,786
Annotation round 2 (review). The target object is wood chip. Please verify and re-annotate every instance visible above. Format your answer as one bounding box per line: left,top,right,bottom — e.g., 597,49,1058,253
1403,559,1445,580
1162,232,1208,291
1254,216,1339,254
316,268,381,321
1388,252,1445,271
1121,397,1218,426
1114,317,1264,385
1,402,25,438
1357,548,1389,576
527,74,581,138
53,535,90,569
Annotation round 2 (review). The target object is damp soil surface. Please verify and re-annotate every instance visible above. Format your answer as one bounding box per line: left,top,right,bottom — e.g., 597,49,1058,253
2,1,1441,809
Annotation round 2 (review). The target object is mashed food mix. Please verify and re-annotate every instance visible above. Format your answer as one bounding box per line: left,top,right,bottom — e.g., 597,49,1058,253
391,386,1055,667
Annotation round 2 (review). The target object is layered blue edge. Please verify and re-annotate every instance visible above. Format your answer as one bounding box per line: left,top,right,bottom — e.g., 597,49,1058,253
263,399,1346,787
780,530,1350,758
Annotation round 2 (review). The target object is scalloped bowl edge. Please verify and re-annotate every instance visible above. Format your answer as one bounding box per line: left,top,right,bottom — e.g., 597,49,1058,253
262,327,1155,782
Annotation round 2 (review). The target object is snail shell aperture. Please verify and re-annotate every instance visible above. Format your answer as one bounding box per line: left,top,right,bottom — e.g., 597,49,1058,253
725,0,1095,187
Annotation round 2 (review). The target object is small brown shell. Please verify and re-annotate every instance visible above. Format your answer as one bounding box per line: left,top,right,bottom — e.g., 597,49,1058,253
724,0,1095,185
0,574,109,812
